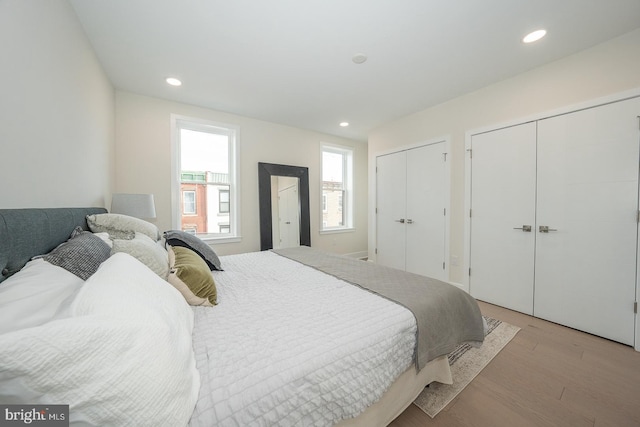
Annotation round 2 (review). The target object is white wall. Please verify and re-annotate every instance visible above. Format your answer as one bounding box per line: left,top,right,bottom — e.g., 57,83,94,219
369,28,640,284
115,91,367,256
0,0,114,208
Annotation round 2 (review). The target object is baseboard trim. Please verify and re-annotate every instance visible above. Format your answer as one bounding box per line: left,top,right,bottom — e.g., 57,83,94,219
448,281,468,292
344,251,368,260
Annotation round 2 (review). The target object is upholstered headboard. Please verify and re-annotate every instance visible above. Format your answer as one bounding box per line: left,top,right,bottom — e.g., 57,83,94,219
0,207,107,283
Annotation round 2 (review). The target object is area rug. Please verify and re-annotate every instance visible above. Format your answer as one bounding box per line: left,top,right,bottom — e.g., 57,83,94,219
413,316,520,417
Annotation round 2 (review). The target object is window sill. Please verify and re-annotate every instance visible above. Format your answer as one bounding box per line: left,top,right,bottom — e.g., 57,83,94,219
319,227,355,235
199,236,242,244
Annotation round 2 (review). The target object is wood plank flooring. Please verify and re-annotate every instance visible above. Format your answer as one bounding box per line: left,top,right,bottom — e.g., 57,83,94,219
390,301,640,427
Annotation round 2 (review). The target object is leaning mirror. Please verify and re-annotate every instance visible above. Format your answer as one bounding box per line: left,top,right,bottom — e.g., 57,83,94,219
258,162,310,250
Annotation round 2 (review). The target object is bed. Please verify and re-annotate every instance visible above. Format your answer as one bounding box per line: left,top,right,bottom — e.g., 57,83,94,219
0,208,485,426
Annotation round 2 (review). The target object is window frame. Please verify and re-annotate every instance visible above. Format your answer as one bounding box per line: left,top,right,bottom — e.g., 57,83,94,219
171,114,241,243
320,143,354,233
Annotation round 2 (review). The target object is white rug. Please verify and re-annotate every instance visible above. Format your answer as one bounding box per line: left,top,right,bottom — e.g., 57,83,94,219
413,317,520,418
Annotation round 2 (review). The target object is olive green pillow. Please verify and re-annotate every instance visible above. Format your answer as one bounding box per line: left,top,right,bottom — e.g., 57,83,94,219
167,246,217,306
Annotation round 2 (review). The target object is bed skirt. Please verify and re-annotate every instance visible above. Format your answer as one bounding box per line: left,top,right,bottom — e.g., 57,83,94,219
336,355,451,426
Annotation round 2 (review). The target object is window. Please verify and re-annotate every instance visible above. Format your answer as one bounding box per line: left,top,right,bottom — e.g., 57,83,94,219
172,115,240,242
219,189,230,214
321,144,353,231
183,190,196,214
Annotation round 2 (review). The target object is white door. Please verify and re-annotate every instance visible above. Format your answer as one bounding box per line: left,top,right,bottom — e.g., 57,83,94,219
469,122,537,314
534,98,640,345
405,144,446,280
376,151,407,270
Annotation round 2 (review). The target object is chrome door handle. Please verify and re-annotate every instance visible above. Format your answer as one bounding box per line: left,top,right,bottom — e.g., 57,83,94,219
406,219,414,224
395,218,405,223
513,225,532,232
538,225,557,233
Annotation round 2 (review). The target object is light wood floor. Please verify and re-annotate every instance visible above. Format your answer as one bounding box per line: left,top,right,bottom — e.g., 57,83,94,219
390,301,640,427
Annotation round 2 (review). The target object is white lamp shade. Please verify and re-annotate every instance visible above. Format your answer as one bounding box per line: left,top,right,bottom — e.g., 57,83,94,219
111,193,156,219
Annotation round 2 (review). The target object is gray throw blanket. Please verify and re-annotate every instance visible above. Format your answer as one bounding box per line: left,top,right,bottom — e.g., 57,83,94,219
273,246,485,371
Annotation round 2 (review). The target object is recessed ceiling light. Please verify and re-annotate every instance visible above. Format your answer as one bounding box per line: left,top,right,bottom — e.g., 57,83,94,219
352,53,367,64
166,77,182,86
522,29,547,44
339,122,349,127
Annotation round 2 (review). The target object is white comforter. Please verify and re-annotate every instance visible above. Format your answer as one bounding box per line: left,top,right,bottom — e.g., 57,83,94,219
0,253,200,426
189,251,417,427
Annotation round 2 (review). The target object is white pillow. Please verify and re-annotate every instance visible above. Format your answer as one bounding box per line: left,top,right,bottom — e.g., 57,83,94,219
0,258,84,335
87,213,160,241
93,232,113,248
0,253,200,426
111,232,169,279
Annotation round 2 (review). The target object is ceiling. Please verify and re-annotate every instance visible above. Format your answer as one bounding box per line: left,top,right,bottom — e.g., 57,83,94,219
69,0,640,142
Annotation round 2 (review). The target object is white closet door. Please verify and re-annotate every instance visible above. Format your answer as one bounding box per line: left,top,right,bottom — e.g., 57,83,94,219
406,143,446,280
469,122,537,314
376,151,407,270
534,97,640,345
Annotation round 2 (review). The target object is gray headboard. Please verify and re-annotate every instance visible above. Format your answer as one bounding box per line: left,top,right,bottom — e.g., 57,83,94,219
0,207,107,283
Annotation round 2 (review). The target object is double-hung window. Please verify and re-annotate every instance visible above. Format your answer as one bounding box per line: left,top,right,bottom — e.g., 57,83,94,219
172,115,240,242
321,144,353,232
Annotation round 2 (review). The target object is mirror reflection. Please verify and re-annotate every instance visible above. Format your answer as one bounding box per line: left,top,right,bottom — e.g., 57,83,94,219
258,162,310,251
271,176,300,248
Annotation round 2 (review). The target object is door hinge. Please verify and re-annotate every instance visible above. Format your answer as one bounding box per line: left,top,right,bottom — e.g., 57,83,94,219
468,267,471,276
375,248,378,255
443,261,445,270
444,207,446,216
635,301,638,314
375,207,378,214
637,210,640,223
467,148,472,158
443,152,448,161
469,209,472,218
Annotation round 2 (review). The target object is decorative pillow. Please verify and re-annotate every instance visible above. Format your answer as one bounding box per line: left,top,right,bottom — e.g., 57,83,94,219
87,213,160,241
167,246,217,306
44,227,111,280
111,232,169,279
164,230,222,271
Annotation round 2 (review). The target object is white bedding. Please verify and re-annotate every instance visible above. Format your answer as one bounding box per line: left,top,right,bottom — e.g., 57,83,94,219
0,258,83,334
189,251,417,427
0,253,200,426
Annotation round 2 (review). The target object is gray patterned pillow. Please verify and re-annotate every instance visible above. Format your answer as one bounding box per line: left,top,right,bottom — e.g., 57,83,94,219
44,227,111,280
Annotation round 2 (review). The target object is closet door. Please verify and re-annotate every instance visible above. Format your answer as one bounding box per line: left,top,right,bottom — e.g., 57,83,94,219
469,123,537,314
534,97,640,345
376,151,407,270
405,144,446,280
376,143,447,279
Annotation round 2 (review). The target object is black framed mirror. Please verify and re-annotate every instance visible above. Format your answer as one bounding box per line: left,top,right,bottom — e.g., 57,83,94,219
258,162,311,250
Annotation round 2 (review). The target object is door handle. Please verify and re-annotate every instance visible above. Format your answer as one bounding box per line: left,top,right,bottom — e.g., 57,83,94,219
406,219,414,224
538,225,558,233
394,219,405,223
513,225,532,232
